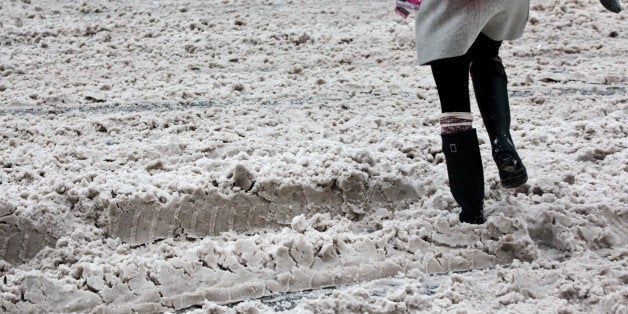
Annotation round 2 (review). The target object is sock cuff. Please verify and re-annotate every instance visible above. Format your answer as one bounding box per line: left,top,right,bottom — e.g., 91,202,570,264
440,112,473,121
440,112,473,134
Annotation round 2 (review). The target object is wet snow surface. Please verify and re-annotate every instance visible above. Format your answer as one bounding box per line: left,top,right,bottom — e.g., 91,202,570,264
1,0,627,312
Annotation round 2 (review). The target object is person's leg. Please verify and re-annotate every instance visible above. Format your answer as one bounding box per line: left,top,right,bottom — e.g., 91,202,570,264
430,56,485,224
469,33,528,188
430,55,471,114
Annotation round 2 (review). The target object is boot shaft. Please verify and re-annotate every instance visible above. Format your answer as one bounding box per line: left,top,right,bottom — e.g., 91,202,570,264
441,129,485,224
470,59,514,154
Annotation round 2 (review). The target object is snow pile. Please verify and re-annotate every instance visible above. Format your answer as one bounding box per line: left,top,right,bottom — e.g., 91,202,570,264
0,0,626,312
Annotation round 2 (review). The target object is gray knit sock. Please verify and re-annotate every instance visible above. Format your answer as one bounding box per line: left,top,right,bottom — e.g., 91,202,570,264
440,112,473,134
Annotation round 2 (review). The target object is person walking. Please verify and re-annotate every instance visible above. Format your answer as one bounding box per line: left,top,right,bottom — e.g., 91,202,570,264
414,0,531,224
395,0,622,224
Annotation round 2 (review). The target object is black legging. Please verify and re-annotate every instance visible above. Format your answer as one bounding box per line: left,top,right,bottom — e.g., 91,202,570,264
430,33,503,113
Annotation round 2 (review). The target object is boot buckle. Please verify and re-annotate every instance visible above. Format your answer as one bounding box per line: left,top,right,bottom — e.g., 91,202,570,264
449,144,458,153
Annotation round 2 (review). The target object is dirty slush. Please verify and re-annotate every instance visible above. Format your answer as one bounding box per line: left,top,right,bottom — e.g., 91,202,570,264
1,0,626,312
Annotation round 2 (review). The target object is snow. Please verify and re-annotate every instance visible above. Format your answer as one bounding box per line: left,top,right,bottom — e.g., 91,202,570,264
0,0,626,312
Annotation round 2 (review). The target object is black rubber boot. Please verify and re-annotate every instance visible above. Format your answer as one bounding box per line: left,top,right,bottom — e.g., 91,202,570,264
471,59,528,188
441,129,486,224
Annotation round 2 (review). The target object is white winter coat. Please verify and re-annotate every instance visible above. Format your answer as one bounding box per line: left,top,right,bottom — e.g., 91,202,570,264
415,0,530,65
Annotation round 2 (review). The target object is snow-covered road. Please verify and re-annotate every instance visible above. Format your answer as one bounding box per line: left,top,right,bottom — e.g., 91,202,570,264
1,0,626,312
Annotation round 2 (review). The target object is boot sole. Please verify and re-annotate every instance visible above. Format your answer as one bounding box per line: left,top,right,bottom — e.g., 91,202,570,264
500,167,528,188
459,215,486,224
494,151,528,188
459,210,486,224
